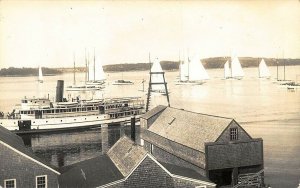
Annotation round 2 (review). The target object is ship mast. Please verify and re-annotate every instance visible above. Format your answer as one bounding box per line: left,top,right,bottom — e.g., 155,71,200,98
73,53,76,85
85,49,87,84
94,48,96,82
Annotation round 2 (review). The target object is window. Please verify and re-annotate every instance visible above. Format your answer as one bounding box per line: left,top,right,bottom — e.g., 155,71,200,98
36,175,47,188
4,179,16,188
230,128,238,141
150,144,154,154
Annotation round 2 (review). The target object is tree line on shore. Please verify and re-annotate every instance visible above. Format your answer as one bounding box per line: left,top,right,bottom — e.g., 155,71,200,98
1,57,299,76
0,67,62,76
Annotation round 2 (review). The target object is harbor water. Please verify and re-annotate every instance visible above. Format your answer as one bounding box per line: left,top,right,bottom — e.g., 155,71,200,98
0,66,299,188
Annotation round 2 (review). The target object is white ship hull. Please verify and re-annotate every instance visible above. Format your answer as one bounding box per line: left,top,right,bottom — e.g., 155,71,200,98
112,82,134,85
175,81,205,85
0,114,140,133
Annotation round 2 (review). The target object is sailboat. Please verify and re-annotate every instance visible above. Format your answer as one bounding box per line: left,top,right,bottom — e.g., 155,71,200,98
38,66,43,83
176,54,209,85
150,58,166,93
66,54,104,92
224,60,230,79
258,59,271,79
86,51,106,85
223,56,244,80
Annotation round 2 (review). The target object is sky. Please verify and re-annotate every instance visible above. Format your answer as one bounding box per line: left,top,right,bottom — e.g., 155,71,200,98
0,0,300,68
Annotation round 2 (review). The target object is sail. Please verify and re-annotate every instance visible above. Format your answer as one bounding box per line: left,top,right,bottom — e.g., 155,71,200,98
188,55,209,81
88,54,106,81
88,60,94,81
94,56,106,81
198,59,209,80
224,60,230,78
180,62,189,81
231,56,244,78
38,66,43,82
259,59,271,78
150,58,165,92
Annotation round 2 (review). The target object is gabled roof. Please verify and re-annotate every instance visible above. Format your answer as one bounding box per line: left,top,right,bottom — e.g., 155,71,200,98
140,105,167,120
58,155,123,188
0,125,60,174
59,136,215,187
107,136,147,176
159,161,212,183
147,106,233,152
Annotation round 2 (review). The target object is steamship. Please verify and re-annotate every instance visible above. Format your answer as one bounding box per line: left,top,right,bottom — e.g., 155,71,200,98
0,81,144,133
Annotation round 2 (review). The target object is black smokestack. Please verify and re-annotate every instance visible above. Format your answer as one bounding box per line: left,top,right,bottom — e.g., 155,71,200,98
131,116,136,142
56,80,64,102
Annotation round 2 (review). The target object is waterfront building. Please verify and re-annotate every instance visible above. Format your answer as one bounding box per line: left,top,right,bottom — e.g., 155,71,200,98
140,105,264,187
0,126,60,188
59,136,216,188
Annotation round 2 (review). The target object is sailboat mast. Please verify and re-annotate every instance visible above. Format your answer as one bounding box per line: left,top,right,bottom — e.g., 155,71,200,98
187,49,190,81
179,50,181,80
258,58,260,78
148,52,151,73
230,56,233,78
94,48,96,81
73,53,76,85
85,49,87,84
276,59,279,81
87,51,90,82
283,58,286,81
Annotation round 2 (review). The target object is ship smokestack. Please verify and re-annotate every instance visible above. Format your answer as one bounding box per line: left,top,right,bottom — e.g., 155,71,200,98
131,116,136,142
56,80,64,102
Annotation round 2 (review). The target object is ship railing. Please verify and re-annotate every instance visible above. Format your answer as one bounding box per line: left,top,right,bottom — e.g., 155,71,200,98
43,111,100,119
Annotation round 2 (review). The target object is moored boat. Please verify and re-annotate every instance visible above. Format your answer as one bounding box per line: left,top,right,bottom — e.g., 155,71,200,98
0,96,144,133
175,54,209,85
66,85,104,91
223,55,244,80
38,66,43,83
112,80,134,85
259,59,271,79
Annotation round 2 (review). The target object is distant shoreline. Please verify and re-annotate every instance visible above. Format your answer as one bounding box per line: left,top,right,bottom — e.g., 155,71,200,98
1,57,300,76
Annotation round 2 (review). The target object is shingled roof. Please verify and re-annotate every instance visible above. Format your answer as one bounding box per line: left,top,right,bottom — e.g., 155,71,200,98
148,106,233,152
0,125,60,174
107,136,147,176
58,155,123,188
159,161,212,183
140,105,167,120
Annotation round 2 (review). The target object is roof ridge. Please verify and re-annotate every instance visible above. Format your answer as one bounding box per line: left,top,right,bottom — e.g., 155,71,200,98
168,106,233,120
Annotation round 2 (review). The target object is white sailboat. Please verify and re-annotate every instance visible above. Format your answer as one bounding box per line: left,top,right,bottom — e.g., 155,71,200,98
86,51,106,85
176,54,209,85
38,66,43,83
66,54,104,92
224,60,230,79
224,56,244,80
150,58,166,93
179,61,189,82
259,59,271,79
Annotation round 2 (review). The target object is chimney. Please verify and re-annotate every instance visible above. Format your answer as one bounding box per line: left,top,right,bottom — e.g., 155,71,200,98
56,80,64,102
131,116,136,142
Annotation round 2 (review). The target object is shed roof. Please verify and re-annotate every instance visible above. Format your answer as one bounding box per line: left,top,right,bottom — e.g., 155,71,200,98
160,161,212,183
140,105,167,120
107,136,147,176
148,106,233,152
0,125,59,174
58,155,123,188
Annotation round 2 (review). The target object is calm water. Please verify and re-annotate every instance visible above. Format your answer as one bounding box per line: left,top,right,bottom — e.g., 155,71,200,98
0,66,299,188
